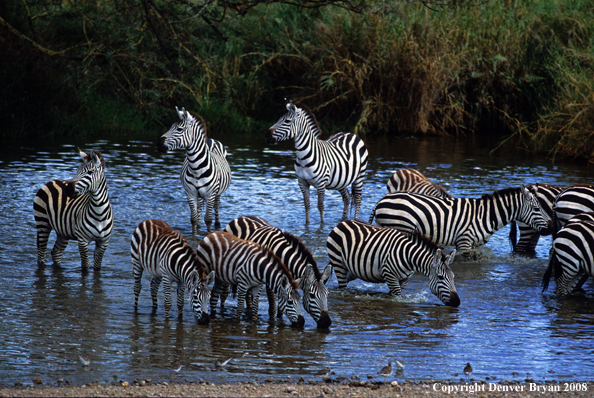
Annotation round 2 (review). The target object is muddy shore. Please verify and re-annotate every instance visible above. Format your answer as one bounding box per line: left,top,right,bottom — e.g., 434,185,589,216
1,380,592,397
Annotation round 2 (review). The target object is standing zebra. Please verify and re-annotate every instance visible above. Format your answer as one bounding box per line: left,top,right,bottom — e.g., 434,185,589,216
387,168,451,199
196,231,305,327
542,212,594,296
130,219,213,323
369,186,551,256
509,183,564,255
265,101,368,224
551,184,594,236
157,107,231,233
224,216,332,329
327,220,459,307
33,149,113,271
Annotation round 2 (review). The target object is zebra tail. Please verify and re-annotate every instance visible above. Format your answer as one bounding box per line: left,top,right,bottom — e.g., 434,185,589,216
232,284,237,299
509,221,518,252
542,249,560,293
368,202,378,224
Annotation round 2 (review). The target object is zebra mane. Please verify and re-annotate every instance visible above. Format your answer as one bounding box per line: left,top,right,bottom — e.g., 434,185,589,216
260,244,300,290
295,103,322,138
281,231,321,280
403,230,441,256
192,113,209,138
435,184,452,199
481,186,521,201
158,222,207,276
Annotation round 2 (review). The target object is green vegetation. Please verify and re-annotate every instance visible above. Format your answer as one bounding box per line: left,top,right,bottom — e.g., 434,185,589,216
1,0,593,163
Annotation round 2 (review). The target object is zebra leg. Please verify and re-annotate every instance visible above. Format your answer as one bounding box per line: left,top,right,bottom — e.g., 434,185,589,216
162,276,173,318
177,282,185,319
382,269,404,298
150,276,162,314
204,195,216,231
316,185,326,224
332,263,350,289
36,223,51,266
92,238,109,271
265,286,278,318
186,192,202,235
249,286,262,322
50,235,69,267
219,284,230,313
236,285,249,321
210,279,227,317
351,178,364,220
133,262,143,312
77,239,91,271
213,194,222,228
298,179,311,224
338,187,351,220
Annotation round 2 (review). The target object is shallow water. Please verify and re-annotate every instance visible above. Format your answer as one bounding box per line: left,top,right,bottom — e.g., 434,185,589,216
1,133,593,387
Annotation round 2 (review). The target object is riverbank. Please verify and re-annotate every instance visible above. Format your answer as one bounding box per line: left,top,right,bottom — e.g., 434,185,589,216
1,380,592,398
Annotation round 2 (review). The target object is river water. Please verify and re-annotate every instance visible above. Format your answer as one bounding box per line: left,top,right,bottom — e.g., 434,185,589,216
1,132,593,387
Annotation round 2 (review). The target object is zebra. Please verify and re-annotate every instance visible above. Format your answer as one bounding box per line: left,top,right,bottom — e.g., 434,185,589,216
224,216,332,329
386,168,451,199
369,186,552,256
542,212,594,296
156,107,232,233
265,101,369,224
551,184,594,236
130,219,214,323
196,231,305,327
509,183,564,255
33,149,113,271
326,220,459,307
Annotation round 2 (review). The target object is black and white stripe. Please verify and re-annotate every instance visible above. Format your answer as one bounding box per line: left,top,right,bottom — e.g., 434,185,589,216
33,149,113,271
157,107,232,233
327,220,459,306
130,219,213,323
542,212,594,296
369,186,552,255
265,101,368,224
387,168,451,199
509,183,564,255
224,216,332,329
196,231,305,327
551,184,594,236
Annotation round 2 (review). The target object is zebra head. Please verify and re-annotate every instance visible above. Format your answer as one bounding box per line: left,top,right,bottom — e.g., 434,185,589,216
189,270,214,325
157,107,204,153
265,101,302,144
428,249,460,307
276,275,305,328
301,265,332,329
65,150,105,199
517,185,553,234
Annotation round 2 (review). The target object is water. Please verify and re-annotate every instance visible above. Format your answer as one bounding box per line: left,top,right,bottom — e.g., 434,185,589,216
1,133,593,387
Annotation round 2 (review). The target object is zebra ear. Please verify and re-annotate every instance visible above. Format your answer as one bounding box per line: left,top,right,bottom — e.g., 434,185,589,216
205,270,215,286
286,100,296,113
175,106,187,120
432,249,443,267
78,148,87,161
88,150,100,167
447,249,456,265
321,265,333,285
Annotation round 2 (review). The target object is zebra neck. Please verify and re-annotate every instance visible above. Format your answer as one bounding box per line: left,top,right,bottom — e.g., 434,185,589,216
482,191,519,231
87,178,110,210
185,137,209,163
293,124,319,159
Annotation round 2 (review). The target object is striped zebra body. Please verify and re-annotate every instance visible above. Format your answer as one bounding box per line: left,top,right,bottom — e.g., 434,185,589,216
327,220,459,306
369,186,551,254
130,219,213,323
510,183,564,255
157,107,231,233
33,150,113,271
543,212,594,296
196,231,305,327
266,101,368,224
387,168,451,199
552,184,594,235
224,216,332,329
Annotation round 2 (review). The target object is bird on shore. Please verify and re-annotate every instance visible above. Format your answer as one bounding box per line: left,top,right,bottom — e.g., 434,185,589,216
315,368,331,378
172,363,183,379
78,354,91,367
464,363,473,381
378,361,393,385
215,357,232,368
395,360,404,372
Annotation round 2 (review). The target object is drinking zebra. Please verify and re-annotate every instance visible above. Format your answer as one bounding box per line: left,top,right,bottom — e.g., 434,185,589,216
156,107,232,233
326,220,459,307
196,231,305,327
369,186,552,256
509,183,564,255
542,212,594,296
33,149,113,271
130,219,214,323
265,101,368,224
551,184,594,236
224,216,332,329
387,168,451,199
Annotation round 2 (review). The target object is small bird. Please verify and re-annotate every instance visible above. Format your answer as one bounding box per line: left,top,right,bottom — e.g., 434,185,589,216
464,363,473,381
395,360,405,371
78,354,91,367
172,363,183,379
315,368,331,378
215,357,232,368
378,361,393,385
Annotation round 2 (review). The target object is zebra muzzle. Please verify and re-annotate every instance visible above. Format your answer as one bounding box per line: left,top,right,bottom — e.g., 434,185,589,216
292,315,305,328
197,311,210,325
156,137,169,153
265,131,276,145
64,181,78,198
316,311,332,329
446,291,461,307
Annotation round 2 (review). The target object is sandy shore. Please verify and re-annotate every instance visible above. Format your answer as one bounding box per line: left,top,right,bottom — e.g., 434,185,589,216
1,380,593,397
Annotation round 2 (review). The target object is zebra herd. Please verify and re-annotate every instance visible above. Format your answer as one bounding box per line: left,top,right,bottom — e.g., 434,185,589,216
33,101,594,331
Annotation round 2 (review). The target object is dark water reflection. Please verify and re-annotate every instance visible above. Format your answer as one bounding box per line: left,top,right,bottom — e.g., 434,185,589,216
1,134,594,387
